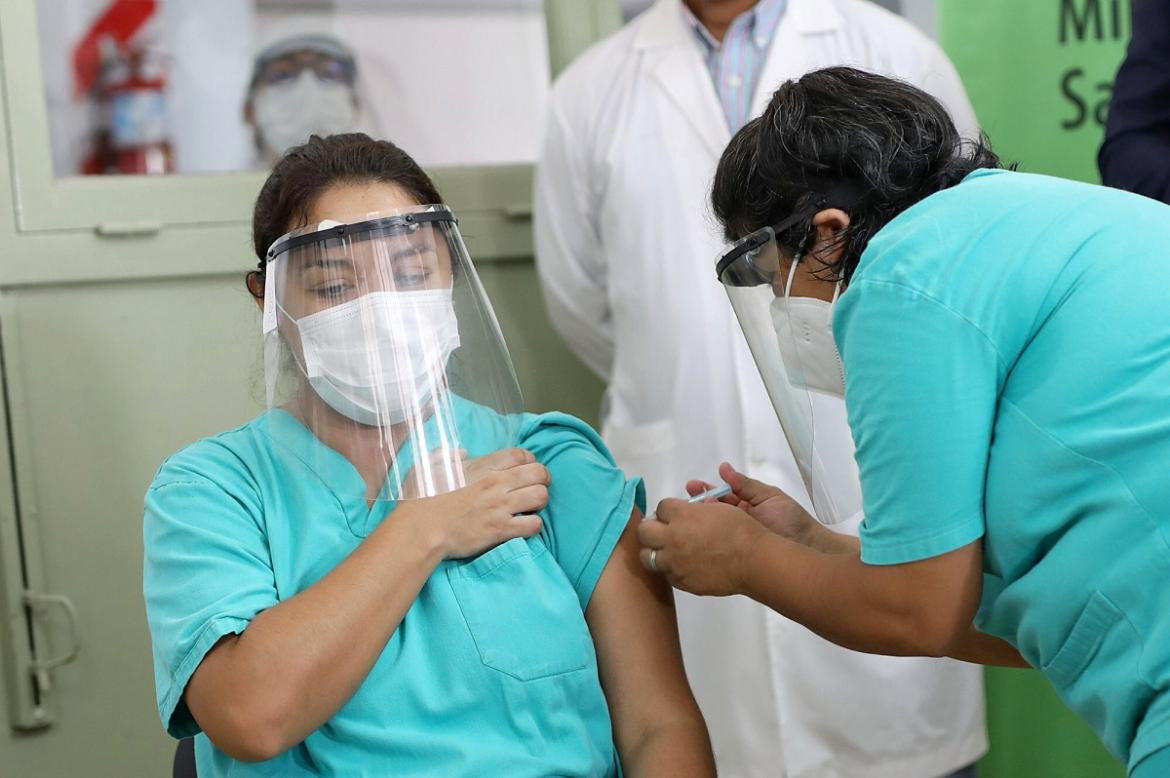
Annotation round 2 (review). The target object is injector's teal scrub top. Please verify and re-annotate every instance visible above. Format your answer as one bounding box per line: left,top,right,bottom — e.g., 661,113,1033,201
836,169,1170,773
143,398,645,777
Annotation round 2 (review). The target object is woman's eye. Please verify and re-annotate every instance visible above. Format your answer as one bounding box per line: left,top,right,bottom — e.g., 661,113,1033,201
394,270,430,287
315,283,353,300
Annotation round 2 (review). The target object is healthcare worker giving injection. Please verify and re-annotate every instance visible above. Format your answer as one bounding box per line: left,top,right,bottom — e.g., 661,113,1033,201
638,66,1170,778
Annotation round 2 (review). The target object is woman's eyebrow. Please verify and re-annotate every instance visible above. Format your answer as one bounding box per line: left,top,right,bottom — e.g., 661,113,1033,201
384,245,431,264
297,256,355,272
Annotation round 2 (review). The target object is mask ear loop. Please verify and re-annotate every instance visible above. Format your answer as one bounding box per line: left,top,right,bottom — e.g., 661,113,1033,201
783,252,802,301
782,250,842,307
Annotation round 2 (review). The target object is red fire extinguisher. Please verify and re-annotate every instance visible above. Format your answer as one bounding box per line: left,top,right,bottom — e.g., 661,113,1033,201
76,0,173,175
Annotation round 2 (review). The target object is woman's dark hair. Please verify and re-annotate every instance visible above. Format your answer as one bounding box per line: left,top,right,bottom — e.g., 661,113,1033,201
247,133,444,298
712,66,1008,283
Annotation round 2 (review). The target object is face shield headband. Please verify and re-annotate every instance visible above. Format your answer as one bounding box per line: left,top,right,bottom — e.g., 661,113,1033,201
715,178,865,288
262,207,457,336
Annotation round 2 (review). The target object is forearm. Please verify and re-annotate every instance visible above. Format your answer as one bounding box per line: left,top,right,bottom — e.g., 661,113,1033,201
802,523,861,555
737,534,972,658
623,720,716,778
949,624,1030,668
748,525,1030,665
191,515,442,758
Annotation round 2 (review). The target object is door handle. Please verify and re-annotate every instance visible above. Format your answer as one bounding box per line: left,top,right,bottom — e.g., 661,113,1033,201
503,204,533,220
95,220,163,237
22,590,82,693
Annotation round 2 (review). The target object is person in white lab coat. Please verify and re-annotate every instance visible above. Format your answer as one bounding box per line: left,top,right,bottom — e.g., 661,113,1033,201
534,1,987,776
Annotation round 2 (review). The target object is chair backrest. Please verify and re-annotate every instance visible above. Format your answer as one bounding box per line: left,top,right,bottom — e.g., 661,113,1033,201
173,737,197,778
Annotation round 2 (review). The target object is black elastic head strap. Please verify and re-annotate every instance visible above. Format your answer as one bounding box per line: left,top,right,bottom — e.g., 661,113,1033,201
266,207,457,262
715,178,865,284
802,176,866,211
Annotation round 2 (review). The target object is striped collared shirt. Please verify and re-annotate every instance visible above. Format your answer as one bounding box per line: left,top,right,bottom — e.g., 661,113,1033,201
680,0,788,133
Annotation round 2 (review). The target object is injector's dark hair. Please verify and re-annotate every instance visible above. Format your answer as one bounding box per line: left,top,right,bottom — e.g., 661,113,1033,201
712,66,1009,283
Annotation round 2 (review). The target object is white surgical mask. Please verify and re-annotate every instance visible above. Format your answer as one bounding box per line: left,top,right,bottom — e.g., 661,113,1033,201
769,256,845,399
252,70,357,160
294,289,461,426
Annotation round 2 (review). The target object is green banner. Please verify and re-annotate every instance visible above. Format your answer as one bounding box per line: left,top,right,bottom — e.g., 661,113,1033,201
940,0,1134,183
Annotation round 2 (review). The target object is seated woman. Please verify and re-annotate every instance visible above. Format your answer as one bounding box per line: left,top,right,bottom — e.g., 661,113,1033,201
143,133,714,777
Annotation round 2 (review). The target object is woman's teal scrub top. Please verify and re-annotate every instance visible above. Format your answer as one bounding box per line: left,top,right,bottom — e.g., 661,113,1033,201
143,399,645,777
835,169,1170,772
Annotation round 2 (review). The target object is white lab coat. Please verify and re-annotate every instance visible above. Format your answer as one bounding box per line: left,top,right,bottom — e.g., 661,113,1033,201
534,1,988,776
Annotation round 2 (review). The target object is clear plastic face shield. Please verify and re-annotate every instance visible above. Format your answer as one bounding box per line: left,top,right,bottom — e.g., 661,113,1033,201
262,205,524,502
715,207,863,525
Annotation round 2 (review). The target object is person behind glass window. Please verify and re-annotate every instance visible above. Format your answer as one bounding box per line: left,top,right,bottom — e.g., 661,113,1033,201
244,31,360,166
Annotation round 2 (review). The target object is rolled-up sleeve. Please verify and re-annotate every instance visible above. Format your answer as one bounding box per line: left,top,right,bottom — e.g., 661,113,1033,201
835,281,1005,565
142,447,276,738
519,413,646,608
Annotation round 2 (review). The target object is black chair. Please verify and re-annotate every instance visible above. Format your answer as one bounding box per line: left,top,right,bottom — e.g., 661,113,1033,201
173,737,197,778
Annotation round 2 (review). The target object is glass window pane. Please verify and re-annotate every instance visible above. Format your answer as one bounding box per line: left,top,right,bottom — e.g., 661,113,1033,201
35,0,550,177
